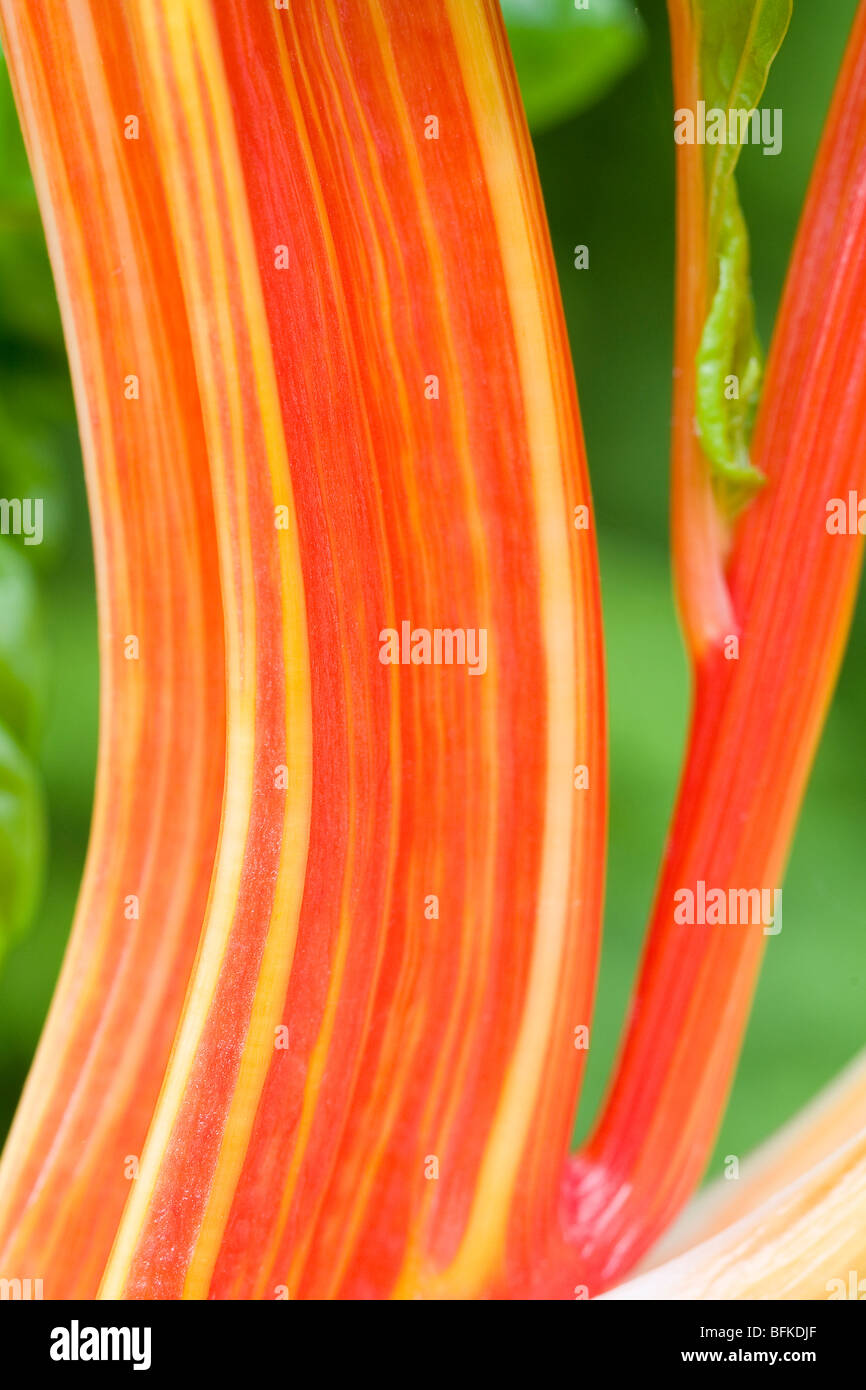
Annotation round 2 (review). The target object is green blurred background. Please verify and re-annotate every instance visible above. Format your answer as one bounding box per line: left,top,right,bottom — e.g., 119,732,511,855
0,0,863,1192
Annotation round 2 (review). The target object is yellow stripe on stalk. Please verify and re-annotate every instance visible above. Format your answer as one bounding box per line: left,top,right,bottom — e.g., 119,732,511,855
412,0,583,1298
100,0,313,1299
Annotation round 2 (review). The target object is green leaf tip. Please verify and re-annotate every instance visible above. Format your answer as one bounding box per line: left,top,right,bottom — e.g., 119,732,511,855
691,0,792,517
502,0,646,134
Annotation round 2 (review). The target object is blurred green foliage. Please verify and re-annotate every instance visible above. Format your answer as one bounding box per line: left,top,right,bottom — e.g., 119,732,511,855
0,54,48,966
0,3,863,1230
0,541,46,961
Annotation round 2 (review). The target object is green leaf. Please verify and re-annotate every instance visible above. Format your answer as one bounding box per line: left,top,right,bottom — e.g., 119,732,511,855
0,719,46,967
502,0,646,134
692,0,792,514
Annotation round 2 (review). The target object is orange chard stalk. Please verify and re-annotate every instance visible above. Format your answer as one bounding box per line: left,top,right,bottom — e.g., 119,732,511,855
0,0,605,1300
563,0,866,1293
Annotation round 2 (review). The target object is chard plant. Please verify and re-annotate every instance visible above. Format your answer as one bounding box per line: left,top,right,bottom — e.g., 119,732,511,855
0,0,864,1303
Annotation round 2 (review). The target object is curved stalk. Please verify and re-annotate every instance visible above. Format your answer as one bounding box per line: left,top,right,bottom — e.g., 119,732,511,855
0,0,226,1297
